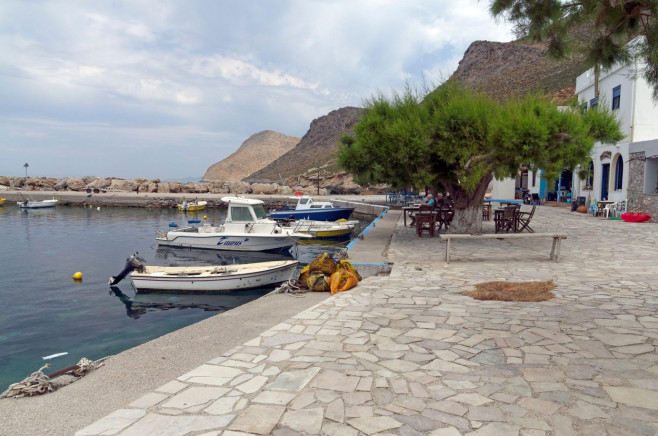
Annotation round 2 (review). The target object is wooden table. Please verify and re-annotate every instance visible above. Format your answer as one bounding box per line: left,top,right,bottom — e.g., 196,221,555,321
402,206,420,227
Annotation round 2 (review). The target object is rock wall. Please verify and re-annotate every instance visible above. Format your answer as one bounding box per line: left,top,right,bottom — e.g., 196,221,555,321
0,175,387,196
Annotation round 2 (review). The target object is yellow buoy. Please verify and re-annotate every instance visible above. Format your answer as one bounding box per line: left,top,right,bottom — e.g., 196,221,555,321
73,272,83,280
204,215,207,220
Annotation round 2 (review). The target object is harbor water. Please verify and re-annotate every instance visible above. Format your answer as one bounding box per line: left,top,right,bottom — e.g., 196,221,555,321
0,204,368,392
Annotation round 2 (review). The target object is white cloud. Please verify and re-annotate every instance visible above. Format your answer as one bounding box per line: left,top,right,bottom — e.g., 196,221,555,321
0,0,513,179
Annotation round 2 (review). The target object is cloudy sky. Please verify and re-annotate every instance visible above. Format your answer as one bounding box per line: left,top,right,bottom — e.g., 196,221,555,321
0,1,513,181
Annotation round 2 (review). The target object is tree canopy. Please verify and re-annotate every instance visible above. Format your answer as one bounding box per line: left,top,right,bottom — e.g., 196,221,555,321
338,81,623,232
489,0,658,99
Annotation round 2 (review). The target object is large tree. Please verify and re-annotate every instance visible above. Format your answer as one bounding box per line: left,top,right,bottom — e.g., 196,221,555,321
338,81,623,233
489,0,658,99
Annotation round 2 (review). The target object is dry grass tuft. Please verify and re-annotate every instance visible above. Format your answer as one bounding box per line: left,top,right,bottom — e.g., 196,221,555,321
465,280,556,302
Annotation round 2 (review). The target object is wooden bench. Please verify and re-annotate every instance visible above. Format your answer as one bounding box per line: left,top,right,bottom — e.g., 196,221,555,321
438,233,568,263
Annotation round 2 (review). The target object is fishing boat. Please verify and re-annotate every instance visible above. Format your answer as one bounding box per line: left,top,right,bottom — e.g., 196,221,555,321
268,196,355,221
177,199,207,211
17,198,58,209
109,253,299,292
157,196,311,251
281,219,356,239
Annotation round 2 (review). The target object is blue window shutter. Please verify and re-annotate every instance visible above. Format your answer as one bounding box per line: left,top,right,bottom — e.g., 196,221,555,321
612,85,621,110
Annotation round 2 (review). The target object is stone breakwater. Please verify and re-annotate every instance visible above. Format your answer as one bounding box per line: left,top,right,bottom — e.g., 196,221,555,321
0,174,384,197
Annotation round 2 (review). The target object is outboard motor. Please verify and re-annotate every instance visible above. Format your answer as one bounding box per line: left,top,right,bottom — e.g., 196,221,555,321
109,253,146,286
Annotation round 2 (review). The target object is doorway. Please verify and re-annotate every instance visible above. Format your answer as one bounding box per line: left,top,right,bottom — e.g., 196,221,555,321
601,163,610,200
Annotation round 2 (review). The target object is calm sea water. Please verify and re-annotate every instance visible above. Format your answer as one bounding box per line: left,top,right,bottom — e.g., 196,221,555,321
0,204,367,391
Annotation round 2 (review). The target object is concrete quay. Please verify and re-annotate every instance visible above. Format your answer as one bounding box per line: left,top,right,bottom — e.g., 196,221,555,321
3,203,658,435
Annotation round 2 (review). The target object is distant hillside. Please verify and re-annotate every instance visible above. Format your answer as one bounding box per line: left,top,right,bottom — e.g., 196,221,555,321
203,32,590,184
202,130,299,182
244,107,362,184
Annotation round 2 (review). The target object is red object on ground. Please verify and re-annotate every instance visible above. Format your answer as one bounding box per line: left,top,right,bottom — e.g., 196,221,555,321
621,213,651,222
294,191,303,196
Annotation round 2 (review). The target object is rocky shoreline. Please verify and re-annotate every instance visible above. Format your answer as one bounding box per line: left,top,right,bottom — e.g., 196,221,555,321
0,174,388,198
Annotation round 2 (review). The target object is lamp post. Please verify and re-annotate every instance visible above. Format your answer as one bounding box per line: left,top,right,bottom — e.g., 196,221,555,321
24,163,29,178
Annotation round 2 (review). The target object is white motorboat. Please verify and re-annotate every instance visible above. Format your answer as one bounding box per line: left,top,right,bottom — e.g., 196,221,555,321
17,198,58,209
109,253,298,292
156,196,311,251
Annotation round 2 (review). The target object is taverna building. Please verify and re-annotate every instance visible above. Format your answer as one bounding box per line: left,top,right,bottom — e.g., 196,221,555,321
491,52,658,221
573,55,658,219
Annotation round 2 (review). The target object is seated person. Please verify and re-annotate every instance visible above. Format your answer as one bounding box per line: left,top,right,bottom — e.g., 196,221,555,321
425,194,435,207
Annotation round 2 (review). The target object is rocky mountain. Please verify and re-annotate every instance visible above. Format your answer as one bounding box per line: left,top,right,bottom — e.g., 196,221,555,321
203,34,588,187
244,107,362,184
201,130,299,182
451,39,587,104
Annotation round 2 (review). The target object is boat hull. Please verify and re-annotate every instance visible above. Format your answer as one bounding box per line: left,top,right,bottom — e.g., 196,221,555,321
269,207,354,221
130,260,299,292
157,227,308,251
17,199,58,209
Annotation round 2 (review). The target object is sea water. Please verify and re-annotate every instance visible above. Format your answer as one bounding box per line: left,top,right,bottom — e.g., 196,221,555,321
0,204,367,391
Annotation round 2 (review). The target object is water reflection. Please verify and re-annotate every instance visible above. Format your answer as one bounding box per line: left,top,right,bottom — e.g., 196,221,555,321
155,246,295,266
109,286,271,320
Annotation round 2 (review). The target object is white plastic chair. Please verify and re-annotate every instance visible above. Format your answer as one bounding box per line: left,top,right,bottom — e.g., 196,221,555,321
603,202,617,218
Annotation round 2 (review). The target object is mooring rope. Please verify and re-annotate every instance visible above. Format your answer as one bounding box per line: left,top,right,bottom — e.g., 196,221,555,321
272,279,309,297
0,356,110,399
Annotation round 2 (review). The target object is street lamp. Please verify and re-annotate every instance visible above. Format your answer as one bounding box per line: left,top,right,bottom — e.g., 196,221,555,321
24,163,29,178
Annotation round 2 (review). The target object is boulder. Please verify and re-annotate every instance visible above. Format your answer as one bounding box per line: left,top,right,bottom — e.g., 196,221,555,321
251,183,278,195
157,182,171,193
60,177,85,191
168,181,183,193
0,176,9,187
227,181,252,194
181,182,197,194
109,179,135,192
193,183,210,193
86,177,111,189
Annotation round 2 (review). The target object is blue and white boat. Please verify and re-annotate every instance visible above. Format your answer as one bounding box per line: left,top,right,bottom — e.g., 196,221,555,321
268,196,355,221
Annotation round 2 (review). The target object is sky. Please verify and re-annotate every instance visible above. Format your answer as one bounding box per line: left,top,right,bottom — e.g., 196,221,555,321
0,1,514,181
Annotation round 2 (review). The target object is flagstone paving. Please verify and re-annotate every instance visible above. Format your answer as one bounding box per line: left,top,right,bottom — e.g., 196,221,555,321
76,206,658,435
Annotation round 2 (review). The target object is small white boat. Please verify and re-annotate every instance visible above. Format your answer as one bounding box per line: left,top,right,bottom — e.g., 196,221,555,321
178,200,207,211
17,198,58,209
109,254,299,292
283,219,356,239
157,196,311,252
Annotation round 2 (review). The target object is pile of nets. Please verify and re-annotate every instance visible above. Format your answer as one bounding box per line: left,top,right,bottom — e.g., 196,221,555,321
274,252,362,295
299,253,362,294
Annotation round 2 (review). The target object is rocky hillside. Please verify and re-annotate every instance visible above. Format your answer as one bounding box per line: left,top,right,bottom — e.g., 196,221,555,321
202,34,588,189
244,107,362,184
202,130,299,182
451,39,587,104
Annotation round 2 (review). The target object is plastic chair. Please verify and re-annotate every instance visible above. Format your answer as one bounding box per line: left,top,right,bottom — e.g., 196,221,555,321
603,202,617,218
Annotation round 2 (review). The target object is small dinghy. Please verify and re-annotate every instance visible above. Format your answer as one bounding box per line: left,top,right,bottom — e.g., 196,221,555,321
109,253,299,292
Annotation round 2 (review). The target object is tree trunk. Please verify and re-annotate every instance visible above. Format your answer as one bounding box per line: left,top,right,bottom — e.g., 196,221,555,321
444,173,493,234
449,203,483,234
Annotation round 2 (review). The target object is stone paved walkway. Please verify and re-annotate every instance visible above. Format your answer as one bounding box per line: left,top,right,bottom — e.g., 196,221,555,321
76,205,658,435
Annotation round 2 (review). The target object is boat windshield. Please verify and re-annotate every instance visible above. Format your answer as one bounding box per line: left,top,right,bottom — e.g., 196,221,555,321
252,204,269,220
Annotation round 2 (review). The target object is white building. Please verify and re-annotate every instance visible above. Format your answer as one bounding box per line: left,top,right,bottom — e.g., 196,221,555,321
573,56,658,206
